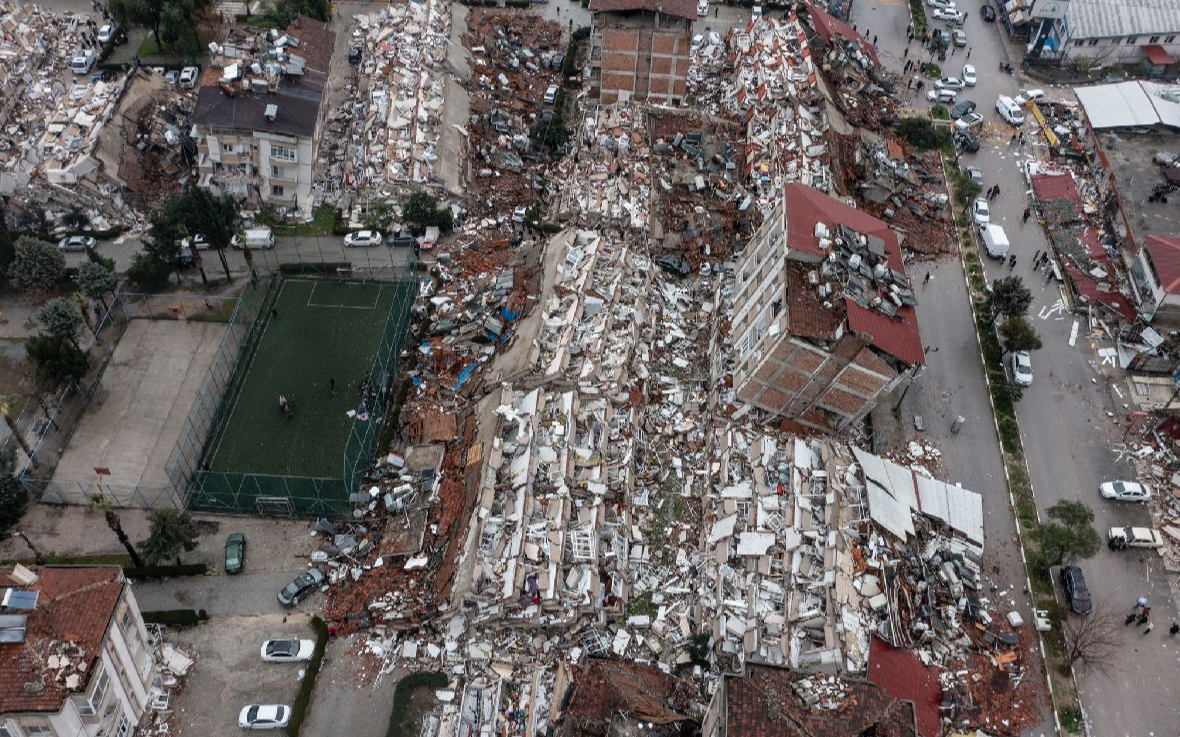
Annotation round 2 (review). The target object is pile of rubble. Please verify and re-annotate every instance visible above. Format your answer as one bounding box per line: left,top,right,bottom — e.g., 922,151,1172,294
565,105,652,229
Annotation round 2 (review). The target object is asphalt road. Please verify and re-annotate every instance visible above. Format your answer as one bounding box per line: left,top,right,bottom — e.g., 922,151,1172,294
855,1,1180,734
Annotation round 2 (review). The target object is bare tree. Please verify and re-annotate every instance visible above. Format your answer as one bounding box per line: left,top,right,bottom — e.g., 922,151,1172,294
1062,602,1124,677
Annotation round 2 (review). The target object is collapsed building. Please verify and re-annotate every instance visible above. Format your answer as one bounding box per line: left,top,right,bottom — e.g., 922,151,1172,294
588,0,696,106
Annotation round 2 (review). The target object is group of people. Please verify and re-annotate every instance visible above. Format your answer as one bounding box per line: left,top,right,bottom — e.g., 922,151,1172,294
986,184,1002,201
1124,597,1180,636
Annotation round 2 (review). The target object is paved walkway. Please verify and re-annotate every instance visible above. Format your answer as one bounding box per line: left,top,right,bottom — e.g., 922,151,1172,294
132,569,310,616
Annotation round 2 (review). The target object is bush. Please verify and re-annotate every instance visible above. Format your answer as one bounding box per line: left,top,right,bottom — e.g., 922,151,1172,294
141,609,209,627
386,672,449,737
931,105,949,120
123,563,208,578
279,262,352,276
922,62,941,79
895,118,952,151
505,0,529,6
286,617,330,736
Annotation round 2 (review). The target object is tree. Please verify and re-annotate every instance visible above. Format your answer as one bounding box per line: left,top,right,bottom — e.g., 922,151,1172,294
531,118,571,151
364,202,396,233
0,198,14,287
110,0,166,53
138,510,199,565
74,262,118,312
0,447,28,539
1039,500,1102,567
0,395,34,466
1062,602,1122,675
61,208,88,232
402,191,454,234
999,316,1043,355
91,495,145,568
37,298,84,346
990,276,1033,320
127,206,185,291
1073,55,1095,75
954,177,981,208
7,236,65,294
26,334,90,389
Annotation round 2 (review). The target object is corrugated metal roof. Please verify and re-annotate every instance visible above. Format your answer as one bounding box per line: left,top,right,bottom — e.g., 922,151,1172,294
1075,81,1180,128
1069,0,1180,40
915,475,984,544
854,447,983,544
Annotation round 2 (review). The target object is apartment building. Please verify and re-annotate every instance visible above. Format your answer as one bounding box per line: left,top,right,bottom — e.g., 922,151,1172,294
588,0,695,105
1030,0,1180,67
192,16,335,218
0,566,159,737
730,183,924,432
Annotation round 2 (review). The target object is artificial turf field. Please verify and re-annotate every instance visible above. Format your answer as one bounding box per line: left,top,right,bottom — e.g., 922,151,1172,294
207,278,410,478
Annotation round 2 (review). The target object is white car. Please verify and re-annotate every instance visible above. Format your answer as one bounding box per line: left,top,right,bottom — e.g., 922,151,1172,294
239,705,291,730
179,66,199,89
1015,88,1046,105
962,64,977,86
260,639,315,663
1099,480,1151,502
1011,350,1032,387
57,235,96,252
952,29,967,46
971,198,990,225
931,8,960,20
996,95,1024,124
343,230,383,248
955,112,984,131
927,88,958,103
927,0,956,9
1107,526,1163,549
936,77,965,90
180,234,209,250
697,0,708,15
543,84,559,105
97,24,114,44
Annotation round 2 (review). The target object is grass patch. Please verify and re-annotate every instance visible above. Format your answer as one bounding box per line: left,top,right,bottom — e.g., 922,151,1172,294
189,299,238,323
137,35,167,57
931,105,950,120
275,206,338,237
908,0,928,31
922,62,941,79
386,672,449,737
286,617,330,736
1059,706,1083,732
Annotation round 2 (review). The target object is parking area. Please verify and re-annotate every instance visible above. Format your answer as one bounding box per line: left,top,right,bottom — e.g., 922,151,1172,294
165,614,316,737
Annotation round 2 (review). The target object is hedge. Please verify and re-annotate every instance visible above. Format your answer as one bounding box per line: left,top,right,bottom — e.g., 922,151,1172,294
285,617,330,737
123,563,208,578
142,609,209,627
386,672,449,737
278,262,352,275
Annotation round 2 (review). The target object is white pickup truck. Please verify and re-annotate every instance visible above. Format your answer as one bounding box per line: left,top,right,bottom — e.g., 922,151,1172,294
1107,526,1163,549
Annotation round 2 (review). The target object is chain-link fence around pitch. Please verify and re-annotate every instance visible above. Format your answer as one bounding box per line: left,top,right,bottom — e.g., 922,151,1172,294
181,270,418,517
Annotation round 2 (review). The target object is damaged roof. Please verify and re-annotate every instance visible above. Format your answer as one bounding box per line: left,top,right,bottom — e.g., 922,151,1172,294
588,0,698,21
804,1,880,67
557,659,697,737
868,638,942,737
1144,235,1180,293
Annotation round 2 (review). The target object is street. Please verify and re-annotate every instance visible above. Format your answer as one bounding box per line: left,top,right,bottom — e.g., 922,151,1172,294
854,0,1180,734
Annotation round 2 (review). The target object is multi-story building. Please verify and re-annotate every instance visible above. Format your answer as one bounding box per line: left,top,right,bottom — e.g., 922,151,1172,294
730,183,924,432
587,0,695,105
192,16,335,218
0,566,159,737
1029,0,1180,68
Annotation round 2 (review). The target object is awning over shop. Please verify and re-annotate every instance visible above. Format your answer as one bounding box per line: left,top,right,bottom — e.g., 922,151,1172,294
1143,44,1175,66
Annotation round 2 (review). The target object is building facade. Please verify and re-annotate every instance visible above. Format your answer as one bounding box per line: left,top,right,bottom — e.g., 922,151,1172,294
731,184,923,432
588,0,695,105
1030,0,1180,67
192,17,335,218
0,566,159,737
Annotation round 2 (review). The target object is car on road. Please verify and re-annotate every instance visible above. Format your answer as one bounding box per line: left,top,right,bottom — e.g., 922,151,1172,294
1015,88,1046,105
996,95,1024,124
952,29,967,46
97,24,115,44
388,229,417,249
949,99,977,119
697,0,708,15
239,705,291,730
224,533,245,574
348,47,362,65
179,234,210,251
963,165,984,186
931,8,960,20
1099,480,1152,502
962,64,977,86
954,130,980,152
164,69,179,85
931,28,952,45
1011,350,1032,386
927,88,958,104
543,84,559,105
954,112,985,131
927,0,956,9
178,66,199,89
343,230,384,248
980,4,996,21
971,198,990,225
260,638,315,663
57,235,96,252
277,568,324,607
1059,565,1092,615
1108,526,1163,549
936,77,965,90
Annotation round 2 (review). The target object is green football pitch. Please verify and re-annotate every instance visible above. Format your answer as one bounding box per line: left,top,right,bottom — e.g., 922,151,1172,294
207,278,411,479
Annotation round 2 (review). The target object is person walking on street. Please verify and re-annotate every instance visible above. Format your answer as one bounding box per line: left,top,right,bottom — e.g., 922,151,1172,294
1137,596,1149,609
1137,613,1150,626
1170,622,1180,635
873,34,878,45
1032,250,1041,262
967,46,972,59
1008,254,1016,270
1023,207,1031,223
993,185,1001,199
329,377,336,396
1142,606,1152,619
924,271,932,285
1144,622,1155,634
1126,612,1138,626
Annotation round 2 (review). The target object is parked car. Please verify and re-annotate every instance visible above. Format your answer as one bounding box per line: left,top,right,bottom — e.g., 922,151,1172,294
180,234,210,251
927,0,956,9
954,130,980,152
1011,350,1032,386
936,76,965,90
348,47,362,64
543,84,559,105
1099,480,1151,502
1059,565,1092,615
931,8,960,20
931,28,952,45
178,66,199,89
971,198,990,225
963,165,984,186
277,568,324,606
164,69,179,85
962,63,977,86
949,99,977,118
927,88,958,104
697,0,708,15
239,705,291,730
996,95,1024,124
388,229,416,249
97,24,115,44
1108,526,1163,549
57,235,96,252
224,533,245,574
980,4,996,21
344,230,383,248
952,29,967,46
955,112,985,131
1015,88,1046,105
260,639,315,663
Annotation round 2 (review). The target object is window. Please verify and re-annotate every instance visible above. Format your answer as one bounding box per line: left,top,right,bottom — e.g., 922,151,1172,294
120,608,133,633
271,185,285,197
1167,35,1177,43
81,668,109,716
271,145,296,162
114,715,131,737
271,166,285,178
1151,35,1161,43
1111,38,1121,45
772,298,782,317
26,727,52,737
1126,36,1138,45
0,726,12,737
1089,38,1099,46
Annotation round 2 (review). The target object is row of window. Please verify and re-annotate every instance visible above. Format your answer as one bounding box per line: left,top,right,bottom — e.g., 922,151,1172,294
1082,34,1176,46
209,141,297,162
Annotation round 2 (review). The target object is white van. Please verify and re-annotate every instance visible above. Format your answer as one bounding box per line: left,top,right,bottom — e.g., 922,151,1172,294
979,223,1010,259
996,95,1024,124
70,50,96,75
232,227,275,250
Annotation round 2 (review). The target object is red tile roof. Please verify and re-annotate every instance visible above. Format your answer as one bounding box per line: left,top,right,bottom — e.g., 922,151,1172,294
588,0,698,22
804,1,880,67
726,663,919,737
787,263,844,341
558,659,696,737
846,300,925,366
1030,174,1082,205
1061,260,1138,320
1143,44,1175,66
1145,235,1180,293
868,638,942,737
0,567,124,715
